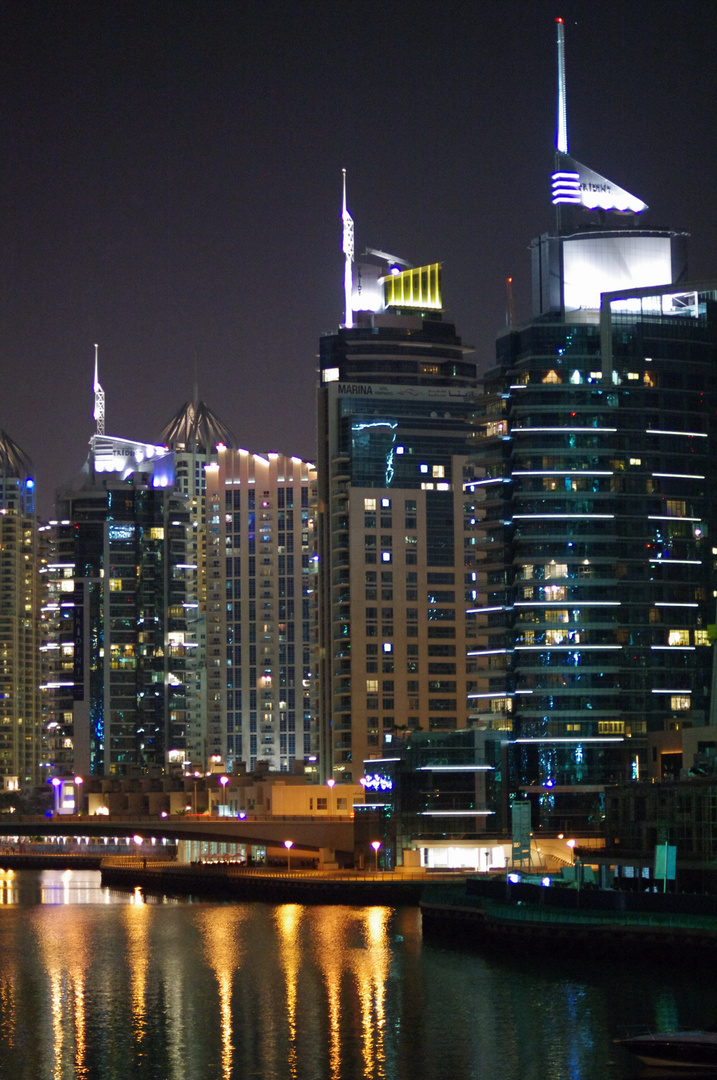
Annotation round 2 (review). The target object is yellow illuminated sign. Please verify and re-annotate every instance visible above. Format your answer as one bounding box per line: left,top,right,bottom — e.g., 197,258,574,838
383,263,442,310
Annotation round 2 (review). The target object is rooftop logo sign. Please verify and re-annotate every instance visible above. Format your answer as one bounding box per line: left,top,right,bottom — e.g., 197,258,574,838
552,155,647,215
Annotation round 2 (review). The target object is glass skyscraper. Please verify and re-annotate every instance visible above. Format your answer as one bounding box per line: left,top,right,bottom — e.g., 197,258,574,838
473,278,717,831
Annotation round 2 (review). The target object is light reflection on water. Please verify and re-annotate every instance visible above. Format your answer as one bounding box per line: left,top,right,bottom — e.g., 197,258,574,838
0,869,715,1080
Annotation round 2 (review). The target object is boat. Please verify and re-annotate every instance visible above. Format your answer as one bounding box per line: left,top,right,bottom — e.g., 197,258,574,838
617,1029,717,1070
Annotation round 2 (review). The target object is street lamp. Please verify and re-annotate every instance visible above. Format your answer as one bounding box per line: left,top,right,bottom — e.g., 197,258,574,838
566,838,576,865
219,775,229,812
74,775,83,815
284,839,293,871
371,840,381,872
326,778,336,788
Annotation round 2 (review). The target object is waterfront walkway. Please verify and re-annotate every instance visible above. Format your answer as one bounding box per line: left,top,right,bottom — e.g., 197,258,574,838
99,857,465,905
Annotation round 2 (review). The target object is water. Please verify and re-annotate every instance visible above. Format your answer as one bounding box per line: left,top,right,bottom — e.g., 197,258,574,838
0,869,713,1080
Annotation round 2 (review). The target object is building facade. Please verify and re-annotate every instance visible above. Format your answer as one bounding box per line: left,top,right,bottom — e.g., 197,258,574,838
317,253,481,783
44,435,191,777
204,448,317,773
159,397,235,770
0,431,41,786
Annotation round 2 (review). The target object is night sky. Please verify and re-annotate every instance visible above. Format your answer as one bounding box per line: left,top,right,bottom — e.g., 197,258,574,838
1,0,716,516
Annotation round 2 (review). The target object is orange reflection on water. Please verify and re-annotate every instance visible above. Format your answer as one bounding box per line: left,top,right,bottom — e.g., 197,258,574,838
34,908,91,1080
312,907,348,1080
275,904,305,1080
123,888,150,1048
197,906,246,1080
0,979,15,1049
0,868,17,905
351,907,390,1080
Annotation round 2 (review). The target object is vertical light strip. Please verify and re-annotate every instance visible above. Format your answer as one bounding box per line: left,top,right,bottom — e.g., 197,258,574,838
556,18,568,154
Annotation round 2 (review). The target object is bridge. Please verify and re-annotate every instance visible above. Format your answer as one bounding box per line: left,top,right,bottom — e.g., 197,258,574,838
3,815,356,859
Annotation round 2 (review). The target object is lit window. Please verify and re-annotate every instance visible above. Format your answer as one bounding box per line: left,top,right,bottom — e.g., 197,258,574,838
667,630,690,646
670,695,691,711
695,630,710,646
544,563,567,579
382,643,393,654
150,527,164,540
109,579,122,592
420,464,429,474
666,500,686,518
485,421,507,437
626,372,639,380
589,371,602,380
381,552,392,563
629,458,641,466
542,370,561,384
380,498,391,508
364,498,377,511
432,465,445,478
323,367,339,383
366,679,378,692
545,609,569,623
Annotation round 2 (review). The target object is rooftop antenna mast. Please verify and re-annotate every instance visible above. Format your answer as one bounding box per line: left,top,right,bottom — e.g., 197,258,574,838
342,168,354,329
555,16,568,233
556,17,568,155
93,344,105,436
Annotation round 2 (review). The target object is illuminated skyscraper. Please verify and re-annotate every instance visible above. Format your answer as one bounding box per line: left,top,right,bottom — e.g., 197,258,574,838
48,434,191,777
317,201,482,783
470,20,717,831
204,449,317,773
159,396,235,770
0,430,41,786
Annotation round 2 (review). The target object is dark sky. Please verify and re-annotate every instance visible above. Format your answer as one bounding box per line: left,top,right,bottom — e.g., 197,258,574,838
2,0,716,516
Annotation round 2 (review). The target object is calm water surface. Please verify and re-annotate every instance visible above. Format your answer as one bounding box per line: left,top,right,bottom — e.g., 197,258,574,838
0,869,713,1080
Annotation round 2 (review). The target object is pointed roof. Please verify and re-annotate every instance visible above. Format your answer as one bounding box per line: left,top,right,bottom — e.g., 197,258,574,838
0,429,33,480
159,400,235,453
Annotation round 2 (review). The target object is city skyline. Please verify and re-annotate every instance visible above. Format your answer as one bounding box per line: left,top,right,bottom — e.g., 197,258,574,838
2,0,716,516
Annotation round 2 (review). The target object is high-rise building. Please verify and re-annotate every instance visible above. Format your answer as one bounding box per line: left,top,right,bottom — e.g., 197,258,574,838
0,430,41,786
317,200,482,783
204,448,317,772
44,428,191,778
159,396,235,769
470,20,717,831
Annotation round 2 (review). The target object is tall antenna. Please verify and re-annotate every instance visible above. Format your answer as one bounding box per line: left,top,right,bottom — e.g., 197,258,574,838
555,17,568,154
505,277,516,328
342,168,354,329
93,344,105,436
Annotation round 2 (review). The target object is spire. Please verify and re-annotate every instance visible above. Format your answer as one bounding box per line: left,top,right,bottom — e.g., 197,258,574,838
93,344,105,436
555,17,568,154
550,18,647,219
342,168,354,329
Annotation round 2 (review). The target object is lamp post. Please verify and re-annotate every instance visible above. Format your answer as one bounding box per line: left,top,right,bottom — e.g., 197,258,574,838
51,776,61,815
284,839,293,871
371,840,381,872
566,838,576,865
74,775,83,815
219,775,229,814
